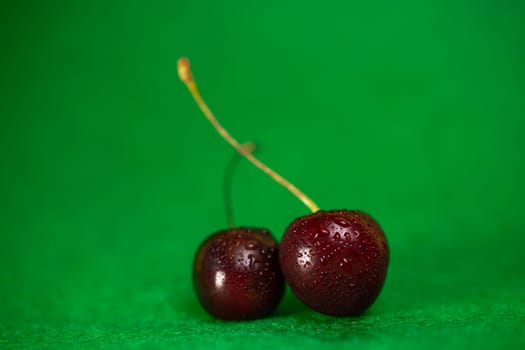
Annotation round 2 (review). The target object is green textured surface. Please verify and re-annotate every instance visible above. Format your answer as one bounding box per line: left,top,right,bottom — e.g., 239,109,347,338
1,0,525,349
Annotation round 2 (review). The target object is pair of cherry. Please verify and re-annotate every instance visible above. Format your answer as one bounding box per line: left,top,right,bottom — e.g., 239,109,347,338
179,58,390,320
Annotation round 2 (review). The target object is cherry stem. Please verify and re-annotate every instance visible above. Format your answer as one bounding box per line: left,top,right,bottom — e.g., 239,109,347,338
224,142,256,228
178,57,320,213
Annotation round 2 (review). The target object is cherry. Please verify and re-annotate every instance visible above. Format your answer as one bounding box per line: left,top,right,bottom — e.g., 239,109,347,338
178,57,389,318
280,210,389,316
176,92,284,322
194,227,284,320
191,143,284,320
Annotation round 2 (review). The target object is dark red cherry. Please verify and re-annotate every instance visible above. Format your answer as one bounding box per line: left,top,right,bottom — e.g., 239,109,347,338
193,227,285,320
178,58,388,317
279,210,389,316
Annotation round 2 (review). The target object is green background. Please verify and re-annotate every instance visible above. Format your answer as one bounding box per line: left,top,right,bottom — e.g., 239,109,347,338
1,0,524,348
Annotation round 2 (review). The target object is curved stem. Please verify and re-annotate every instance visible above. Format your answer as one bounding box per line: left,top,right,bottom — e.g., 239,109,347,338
223,142,256,228
178,57,320,213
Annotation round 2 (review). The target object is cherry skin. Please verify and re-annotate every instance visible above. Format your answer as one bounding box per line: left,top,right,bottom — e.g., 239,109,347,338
279,210,389,316
193,227,285,320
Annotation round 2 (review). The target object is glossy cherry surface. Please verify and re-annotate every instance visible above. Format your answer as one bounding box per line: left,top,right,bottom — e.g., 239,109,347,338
193,227,284,320
279,210,389,316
